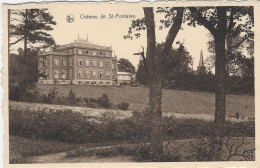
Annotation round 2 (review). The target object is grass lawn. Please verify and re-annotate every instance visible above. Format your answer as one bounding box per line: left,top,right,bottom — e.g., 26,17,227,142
37,84,255,118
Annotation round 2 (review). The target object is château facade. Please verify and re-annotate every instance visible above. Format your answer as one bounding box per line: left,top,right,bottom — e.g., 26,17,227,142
38,38,117,85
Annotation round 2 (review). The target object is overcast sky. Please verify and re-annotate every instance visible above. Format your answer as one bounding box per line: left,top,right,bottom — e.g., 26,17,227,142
11,4,213,70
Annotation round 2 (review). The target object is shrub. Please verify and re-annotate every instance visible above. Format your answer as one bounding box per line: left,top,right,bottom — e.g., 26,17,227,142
117,102,129,110
83,97,89,104
97,94,111,108
67,89,77,105
42,87,58,104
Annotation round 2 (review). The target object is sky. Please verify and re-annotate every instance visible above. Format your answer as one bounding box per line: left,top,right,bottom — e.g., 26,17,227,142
10,4,212,70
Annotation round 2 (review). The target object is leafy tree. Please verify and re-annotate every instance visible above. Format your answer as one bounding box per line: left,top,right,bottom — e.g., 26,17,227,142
117,58,136,74
125,7,184,160
9,9,56,59
136,59,149,85
188,6,253,125
136,43,193,88
188,6,254,160
9,48,41,101
8,9,56,100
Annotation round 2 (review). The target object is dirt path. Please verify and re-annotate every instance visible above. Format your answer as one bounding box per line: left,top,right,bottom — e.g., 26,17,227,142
23,144,136,163
22,137,254,163
9,101,254,122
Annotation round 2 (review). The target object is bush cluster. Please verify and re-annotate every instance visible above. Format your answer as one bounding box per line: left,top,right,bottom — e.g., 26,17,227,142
9,108,255,145
10,87,130,111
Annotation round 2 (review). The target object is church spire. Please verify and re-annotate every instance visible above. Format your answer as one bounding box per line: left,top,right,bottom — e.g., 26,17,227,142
199,50,204,67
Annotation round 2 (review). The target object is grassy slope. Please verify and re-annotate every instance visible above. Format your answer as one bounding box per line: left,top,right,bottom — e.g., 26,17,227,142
37,84,255,117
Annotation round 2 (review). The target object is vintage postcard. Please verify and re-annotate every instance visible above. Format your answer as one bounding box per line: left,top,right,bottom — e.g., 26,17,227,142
1,1,260,168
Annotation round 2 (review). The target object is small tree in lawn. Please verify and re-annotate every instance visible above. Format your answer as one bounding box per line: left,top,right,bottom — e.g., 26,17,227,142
125,7,184,160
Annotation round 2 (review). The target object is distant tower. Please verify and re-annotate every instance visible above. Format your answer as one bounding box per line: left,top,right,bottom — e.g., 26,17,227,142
197,50,206,74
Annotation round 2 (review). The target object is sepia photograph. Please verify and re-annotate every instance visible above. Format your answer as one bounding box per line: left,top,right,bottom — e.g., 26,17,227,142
1,1,259,167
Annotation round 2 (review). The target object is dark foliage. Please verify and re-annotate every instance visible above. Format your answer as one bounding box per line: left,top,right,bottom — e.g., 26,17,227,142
117,102,129,110
9,108,255,144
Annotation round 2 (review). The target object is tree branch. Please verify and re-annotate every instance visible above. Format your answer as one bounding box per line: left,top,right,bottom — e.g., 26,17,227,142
9,37,24,46
189,7,217,36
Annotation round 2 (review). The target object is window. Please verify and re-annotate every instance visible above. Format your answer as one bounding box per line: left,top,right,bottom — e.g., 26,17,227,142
77,58,82,66
100,81,103,85
112,63,116,69
78,49,82,54
39,58,43,67
99,71,103,79
92,60,96,66
105,60,110,67
61,70,67,79
69,49,73,54
78,70,83,78
45,59,49,66
93,71,97,78
54,70,59,78
69,69,72,79
86,51,89,55
69,58,72,66
86,70,90,79
86,59,90,66
99,52,103,56
61,59,67,66
93,51,96,55
100,61,103,67
54,58,60,66
106,71,110,79
46,69,49,79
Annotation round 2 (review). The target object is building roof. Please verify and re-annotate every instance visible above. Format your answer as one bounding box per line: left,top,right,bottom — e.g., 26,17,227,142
55,38,112,51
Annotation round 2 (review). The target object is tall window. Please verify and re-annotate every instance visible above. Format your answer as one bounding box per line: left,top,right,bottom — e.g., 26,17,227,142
39,58,43,67
105,60,110,67
93,71,97,78
69,69,72,79
54,58,60,66
93,51,96,55
46,69,49,79
78,49,82,54
69,49,73,54
86,70,90,79
112,62,116,69
77,58,82,66
86,59,90,66
61,59,67,66
45,59,49,66
93,60,97,66
86,50,89,55
106,71,110,79
69,58,72,66
100,61,103,67
54,70,59,78
99,52,103,56
99,71,103,79
78,70,83,78
61,70,67,79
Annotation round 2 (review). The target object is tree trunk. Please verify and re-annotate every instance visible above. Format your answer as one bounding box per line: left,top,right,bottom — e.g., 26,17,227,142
149,78,163,160
24,9,28,59
209,33,227,161
214,34,227,125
